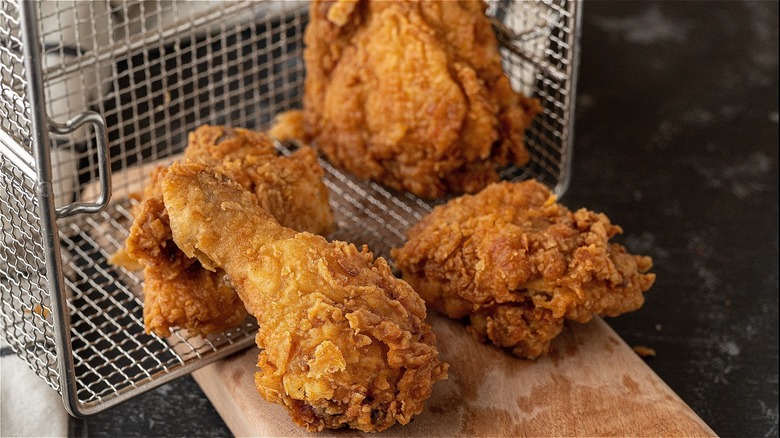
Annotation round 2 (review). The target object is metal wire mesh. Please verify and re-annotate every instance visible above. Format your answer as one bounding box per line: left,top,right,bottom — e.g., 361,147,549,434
0,153,60,391
0,0,579,414
0,0,59,393
0,0,33,161
492,0,577,190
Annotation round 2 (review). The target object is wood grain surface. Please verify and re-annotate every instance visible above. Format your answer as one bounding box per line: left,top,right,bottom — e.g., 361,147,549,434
193,316,716,437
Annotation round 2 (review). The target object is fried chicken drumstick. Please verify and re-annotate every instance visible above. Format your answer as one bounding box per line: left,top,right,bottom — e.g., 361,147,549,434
121,166,248,336
161,162,447,432
393,180,656,359
296,0,540,199
119,126,334,336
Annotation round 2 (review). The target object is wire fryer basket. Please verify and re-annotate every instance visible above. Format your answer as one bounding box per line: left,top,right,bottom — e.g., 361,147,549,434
0,0,581,415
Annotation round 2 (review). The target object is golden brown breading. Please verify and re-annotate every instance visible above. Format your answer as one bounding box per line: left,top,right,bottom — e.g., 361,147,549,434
122,166,246,336
184,125,277,163
301,0,540,199
122,125,334,337
268,110,306,143
392,180,656,359
161,162,447,432
185,126,334,236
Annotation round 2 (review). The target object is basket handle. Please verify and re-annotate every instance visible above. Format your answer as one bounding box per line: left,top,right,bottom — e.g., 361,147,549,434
49,111,112,218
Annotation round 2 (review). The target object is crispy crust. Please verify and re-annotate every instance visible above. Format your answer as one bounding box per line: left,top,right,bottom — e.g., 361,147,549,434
302,0,540,199
393,180,656,358
121,125,334,336
161,162,447,432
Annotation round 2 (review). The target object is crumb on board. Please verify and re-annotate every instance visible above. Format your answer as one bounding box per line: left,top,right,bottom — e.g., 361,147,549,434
633,345,657,357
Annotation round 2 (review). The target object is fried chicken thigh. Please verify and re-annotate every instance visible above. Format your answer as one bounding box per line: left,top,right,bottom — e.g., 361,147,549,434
392,181,656,359
161,162,447,432
300,0,540,199
121,125,334,336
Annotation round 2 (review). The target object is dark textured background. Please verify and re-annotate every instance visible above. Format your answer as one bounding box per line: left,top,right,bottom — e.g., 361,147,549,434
72,1,779,436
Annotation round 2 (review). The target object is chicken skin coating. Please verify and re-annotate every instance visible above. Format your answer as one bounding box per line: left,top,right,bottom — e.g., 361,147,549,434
300,0,540,199
123,166,247,336
121,125,334,336
184,126,334,236
392,180,656,359
161,162,447,432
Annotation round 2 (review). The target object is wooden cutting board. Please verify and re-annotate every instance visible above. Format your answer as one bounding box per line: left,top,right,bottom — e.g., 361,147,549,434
193,316,715,437
84,158,715,436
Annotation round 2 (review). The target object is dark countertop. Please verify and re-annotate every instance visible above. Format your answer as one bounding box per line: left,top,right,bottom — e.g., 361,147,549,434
73,2,779,437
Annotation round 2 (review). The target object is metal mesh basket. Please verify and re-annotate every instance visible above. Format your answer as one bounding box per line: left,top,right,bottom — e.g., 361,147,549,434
0,0,581,415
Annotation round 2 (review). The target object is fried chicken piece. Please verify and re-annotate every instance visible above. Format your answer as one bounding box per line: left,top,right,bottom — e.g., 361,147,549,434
123,166,248,335
392,180,656,359
161,162,447,432
185,126,334,236
122,125,334,336
300,0,540,199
